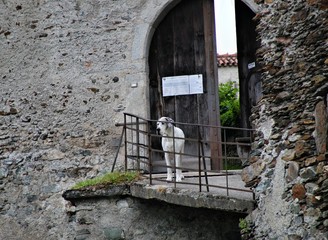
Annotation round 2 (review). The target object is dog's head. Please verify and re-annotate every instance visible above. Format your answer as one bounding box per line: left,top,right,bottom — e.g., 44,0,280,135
156,117,174,136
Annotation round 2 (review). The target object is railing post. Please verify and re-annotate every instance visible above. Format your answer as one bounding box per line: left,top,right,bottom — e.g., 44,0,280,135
198,125,202,192
224,128,229,197
147,120,152,185
136,116,140,171
173,125,176,189
111,126,125,173
124,113,128,172
200,126,209,192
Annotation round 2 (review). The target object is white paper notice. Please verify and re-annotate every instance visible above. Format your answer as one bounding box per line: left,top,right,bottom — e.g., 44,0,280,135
162,74,203,97
162,75,189,97
189,74,203,94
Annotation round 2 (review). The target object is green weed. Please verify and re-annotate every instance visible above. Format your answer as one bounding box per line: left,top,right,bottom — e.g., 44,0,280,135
71,171,140,190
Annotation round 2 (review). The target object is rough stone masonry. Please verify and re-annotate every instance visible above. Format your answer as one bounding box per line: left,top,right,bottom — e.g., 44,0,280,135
0,0,168,239
241,0,328,239
0,0,327,239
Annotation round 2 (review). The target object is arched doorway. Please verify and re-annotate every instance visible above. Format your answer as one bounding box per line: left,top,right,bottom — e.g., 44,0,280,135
148,0,222,170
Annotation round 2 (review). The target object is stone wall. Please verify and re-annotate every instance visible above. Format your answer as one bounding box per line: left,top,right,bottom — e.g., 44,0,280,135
0,0,175,239
66,196,244,240
241,0,328,239
62,183,248,240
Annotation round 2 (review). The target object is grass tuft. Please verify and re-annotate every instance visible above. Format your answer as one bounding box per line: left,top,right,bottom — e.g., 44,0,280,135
71,171,140,190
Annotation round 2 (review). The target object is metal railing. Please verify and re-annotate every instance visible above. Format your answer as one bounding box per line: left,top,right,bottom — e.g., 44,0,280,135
118,113,255,199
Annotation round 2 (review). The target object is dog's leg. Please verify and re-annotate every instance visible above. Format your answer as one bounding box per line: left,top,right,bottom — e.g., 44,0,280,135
175,153,184,182
164,152,173,181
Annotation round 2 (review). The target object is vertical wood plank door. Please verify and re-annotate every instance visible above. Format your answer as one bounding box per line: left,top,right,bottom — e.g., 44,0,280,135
148,0,222,170
235,0,262,130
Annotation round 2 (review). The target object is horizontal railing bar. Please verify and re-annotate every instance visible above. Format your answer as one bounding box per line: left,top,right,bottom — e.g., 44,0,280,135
126,156,149,165
125,127,149,135
123,112,255,132
148,148,211,158
126,155,148,159
115,121,147,127
150,164,205,172
126,141,149,149
125,131,253,148
146,173,234,179
148,132,253,145
128,159,239,175
126,146,248,163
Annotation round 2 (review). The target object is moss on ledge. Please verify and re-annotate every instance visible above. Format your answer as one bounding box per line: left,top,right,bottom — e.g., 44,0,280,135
70,171,141,191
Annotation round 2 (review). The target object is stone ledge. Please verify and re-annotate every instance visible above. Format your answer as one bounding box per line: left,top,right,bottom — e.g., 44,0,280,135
62,184,131,200
63,182,255,214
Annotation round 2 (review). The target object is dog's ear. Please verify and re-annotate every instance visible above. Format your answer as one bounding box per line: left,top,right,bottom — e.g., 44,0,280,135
165,117,174,128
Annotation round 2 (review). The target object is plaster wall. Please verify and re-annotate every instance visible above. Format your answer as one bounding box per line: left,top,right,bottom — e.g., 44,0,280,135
218,66,239,86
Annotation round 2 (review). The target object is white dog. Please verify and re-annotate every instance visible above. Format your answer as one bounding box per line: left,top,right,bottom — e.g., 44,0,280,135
156,117,185,182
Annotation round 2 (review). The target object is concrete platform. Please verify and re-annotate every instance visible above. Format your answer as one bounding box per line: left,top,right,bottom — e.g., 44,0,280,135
145,171,254,200
63,172,255,214
130,181,255,214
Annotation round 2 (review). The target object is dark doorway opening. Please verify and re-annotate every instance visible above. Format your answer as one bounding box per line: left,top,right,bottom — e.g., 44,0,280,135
235,0,262,130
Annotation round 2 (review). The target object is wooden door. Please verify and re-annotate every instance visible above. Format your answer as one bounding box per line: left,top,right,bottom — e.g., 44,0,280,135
235,0,262,130
148,0,222,170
